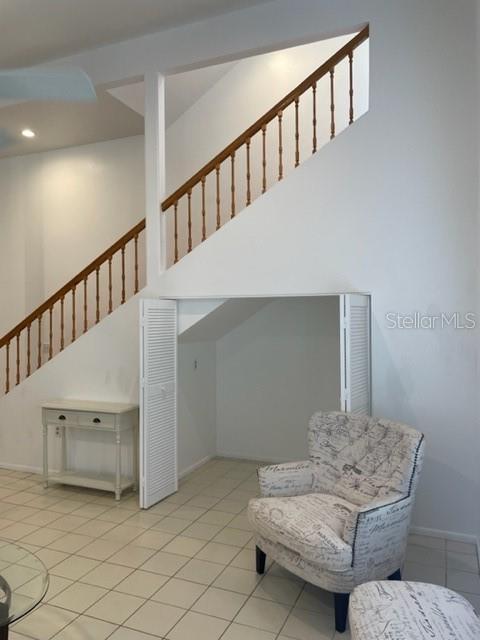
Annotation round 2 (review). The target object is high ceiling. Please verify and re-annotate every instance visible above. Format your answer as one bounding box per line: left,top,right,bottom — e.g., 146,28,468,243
0,90,144,159
0,61,236,158
0,0,272,68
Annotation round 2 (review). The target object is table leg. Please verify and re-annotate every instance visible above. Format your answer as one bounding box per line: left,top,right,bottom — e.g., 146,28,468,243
43,424,48,489
61,425,67,473
115,430,121,501
133,425,139,493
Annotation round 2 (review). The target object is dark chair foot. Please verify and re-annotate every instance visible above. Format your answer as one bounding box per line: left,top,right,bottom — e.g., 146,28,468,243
388,569,402,581
255,546,266,574
334,592,349,633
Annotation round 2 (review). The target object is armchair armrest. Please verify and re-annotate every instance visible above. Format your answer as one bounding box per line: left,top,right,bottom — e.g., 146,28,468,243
343,493,413,582
257,460,314,497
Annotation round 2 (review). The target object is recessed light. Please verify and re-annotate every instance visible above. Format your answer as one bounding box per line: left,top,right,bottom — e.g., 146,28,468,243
21,129,35,138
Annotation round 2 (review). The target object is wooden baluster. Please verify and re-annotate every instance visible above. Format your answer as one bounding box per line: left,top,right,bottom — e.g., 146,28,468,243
134,234,139,293
37,317,42,369
278,111,283,181
294,98,300,167
48,306,53,360
262,125,267,193
27,324,31,377
246,139,251,206
348,51,354,124
121,247,126,304
15,334,20,385
60,296,65,351
215,166,221,230
312,82,317,153
230,152,236,218
174,203,179,263
330,68,335,139
187,190,192,253
71,286,76,342
83,277,88,333
95,267,100,321
201,177,206,241
108,257,113,313
5,341,9,393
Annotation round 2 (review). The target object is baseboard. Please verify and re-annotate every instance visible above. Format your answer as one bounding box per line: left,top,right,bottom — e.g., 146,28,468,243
410,525,480,549
216,451,286,464
0,462,42,475
178,455,214,479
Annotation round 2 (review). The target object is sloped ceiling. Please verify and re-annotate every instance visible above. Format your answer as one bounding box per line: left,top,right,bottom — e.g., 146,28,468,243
109,61,235,126
0,0,273,68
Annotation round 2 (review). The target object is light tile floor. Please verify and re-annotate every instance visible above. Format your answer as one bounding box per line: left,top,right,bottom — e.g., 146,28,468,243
0,458,474,640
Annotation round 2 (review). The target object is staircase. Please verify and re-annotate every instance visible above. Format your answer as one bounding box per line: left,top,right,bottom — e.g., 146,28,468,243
0,27,369,394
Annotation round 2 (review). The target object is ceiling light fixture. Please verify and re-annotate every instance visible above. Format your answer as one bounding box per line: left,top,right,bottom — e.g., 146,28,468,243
21,128,35,138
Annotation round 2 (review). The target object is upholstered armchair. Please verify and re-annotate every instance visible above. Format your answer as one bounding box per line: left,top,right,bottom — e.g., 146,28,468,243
247,411,425,633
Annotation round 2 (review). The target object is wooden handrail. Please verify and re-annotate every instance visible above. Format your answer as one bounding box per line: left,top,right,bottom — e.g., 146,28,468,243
0,218,145,348
0,26,369,391
161,25,369,211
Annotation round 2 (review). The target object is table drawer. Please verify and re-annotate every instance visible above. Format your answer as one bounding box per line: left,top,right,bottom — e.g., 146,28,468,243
77,412,115,429
44,409,78,425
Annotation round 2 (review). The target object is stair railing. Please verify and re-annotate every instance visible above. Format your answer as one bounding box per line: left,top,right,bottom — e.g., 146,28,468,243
0,219,145,393
161,25,369,264
0,27,369,394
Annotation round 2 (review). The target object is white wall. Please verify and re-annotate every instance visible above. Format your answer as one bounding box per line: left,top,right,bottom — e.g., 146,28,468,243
0,294,140,475
0,294,220,478
144,0,479,540
2,0,479,541
216,297,340,461
178,340,216,475
0,135,145,335
164,35,369,264
166,35,366,190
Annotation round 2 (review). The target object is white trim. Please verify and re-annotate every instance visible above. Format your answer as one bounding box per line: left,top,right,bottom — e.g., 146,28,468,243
216,451,293,465
160,291,372,301
410,525,480,548
0,463,43,475
178,456,214,479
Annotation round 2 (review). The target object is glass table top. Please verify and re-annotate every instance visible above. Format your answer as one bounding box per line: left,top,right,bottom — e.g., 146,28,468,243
0,542,48,627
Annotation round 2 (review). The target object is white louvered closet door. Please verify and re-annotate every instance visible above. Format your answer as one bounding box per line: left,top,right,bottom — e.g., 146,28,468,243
339,294,371,415
140,299,178,509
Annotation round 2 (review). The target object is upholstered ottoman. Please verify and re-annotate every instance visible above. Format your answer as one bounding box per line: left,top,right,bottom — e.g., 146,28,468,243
349,581,480,639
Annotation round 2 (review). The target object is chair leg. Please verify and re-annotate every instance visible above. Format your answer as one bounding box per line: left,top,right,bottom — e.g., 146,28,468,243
334,593,349,633
255,546,266,574
388,569,402,581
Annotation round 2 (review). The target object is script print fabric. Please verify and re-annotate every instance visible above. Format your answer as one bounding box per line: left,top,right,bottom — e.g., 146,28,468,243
349,581,480,640
248,411,425,594
248,493,354,570
308,412,424,506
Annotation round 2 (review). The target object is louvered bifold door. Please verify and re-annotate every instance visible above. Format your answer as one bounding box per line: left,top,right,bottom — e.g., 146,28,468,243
339,294,371,415
140,299,178,509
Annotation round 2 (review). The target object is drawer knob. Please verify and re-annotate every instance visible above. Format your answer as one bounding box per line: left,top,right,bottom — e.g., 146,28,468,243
93,417,101,424
58,415,66,421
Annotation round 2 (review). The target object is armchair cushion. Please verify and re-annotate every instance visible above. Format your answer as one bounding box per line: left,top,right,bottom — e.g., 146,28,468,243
309,412,425,506
248,493,355,571
257,461,314,497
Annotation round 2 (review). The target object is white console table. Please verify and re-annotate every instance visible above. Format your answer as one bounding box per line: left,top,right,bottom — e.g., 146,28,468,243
42,400,139,501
